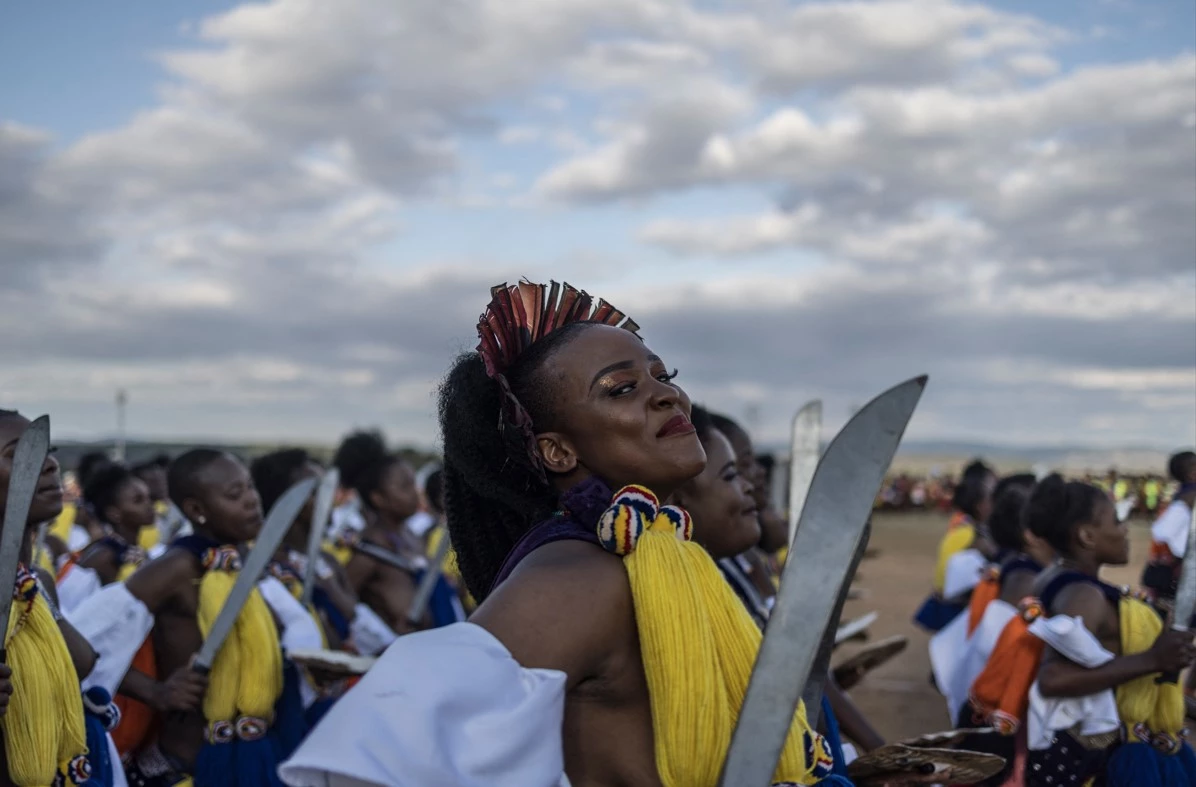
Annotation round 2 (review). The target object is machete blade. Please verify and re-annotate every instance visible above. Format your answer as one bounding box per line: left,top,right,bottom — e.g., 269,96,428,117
787,399,823,548
0,415,51,663
718,376,926,786
301,467,340,607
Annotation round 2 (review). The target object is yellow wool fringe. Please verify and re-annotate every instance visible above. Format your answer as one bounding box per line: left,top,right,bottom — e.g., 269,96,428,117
1115,596,1184,735
1,591,87,786
612,491,828,786
934,523,975,594
195,570,284,725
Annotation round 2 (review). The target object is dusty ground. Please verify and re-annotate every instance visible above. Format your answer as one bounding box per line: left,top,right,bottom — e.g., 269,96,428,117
833,510,1155,742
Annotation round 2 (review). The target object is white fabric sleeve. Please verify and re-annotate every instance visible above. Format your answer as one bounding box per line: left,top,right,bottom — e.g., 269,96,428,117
258,577,325,654
55,565,103,616
348,603,398,656
279,622,569,787
928,606,970,719
65,584,154,696
1024,613,1120,751
1028,614,1115,668
1151,501,1191,558
258,576,326,709
942,549,987,599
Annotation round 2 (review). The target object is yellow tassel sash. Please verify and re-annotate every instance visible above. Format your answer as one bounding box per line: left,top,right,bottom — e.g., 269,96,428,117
196,547,284,743
1,565,88,786
1115,594,1186,753
596,485,834,786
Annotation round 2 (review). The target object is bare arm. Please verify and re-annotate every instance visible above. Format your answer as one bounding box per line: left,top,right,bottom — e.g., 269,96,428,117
343,552,376,597
120,551,209,711
362,564,421,635
124,549,193,614
34,567,96,679
470,540,632,691
1037,584,1192,698
317,550,359,622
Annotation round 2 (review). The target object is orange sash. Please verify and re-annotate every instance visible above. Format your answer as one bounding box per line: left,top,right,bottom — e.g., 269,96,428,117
968,598,1046,734
112,637,158,755
967,570,1001,636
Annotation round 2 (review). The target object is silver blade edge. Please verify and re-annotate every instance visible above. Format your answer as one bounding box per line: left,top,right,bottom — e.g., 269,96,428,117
1173,505,1196,631
0,416,51,649
300,468,340,607
718,376,926,786
407,530,452,625
787,399,822,549
803,521,871,728
194,476,317,671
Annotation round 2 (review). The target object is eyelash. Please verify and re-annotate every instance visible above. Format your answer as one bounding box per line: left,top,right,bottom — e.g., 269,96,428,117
610,369,680,397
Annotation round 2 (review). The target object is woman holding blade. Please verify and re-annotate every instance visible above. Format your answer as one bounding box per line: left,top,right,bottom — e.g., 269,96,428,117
0,409,107,787
281,281,840,787
92,449,286,787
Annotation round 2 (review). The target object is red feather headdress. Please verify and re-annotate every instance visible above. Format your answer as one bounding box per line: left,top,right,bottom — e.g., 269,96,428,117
476,280,640,479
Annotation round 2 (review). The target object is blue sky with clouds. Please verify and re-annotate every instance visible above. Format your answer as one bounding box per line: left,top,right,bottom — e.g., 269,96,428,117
2,0,1193,451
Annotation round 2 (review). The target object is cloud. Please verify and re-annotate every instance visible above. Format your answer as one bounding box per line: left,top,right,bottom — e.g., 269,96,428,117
0,123,105,290
1,0,1192,451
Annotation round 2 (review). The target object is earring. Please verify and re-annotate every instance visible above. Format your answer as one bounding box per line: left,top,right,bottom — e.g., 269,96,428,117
197,515,207,525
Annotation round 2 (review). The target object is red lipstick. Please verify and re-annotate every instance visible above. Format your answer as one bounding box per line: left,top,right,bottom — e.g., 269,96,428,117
657,414,696,438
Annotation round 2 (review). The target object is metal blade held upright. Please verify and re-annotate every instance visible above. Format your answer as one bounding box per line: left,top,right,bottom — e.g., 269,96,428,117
193,476,317,673
787,399,823,548
407,530,452,626
1157,503,1196,684
301,468,340,607
802,521,871,729
718,376,926,787
0,415,51,663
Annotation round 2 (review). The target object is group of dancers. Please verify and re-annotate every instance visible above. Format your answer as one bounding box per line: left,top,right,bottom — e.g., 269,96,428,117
0,278,1193,786
921,454,1196,785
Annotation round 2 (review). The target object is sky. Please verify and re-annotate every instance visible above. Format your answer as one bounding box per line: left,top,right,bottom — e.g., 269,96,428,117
1,0,1194,452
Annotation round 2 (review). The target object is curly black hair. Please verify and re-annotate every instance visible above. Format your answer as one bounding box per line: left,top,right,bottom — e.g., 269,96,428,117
1023,473,1107,557
82,463,138,523
333,431,402,512
438,321,598,601
987,473,1037,553
1168,451,1196,484
951,459,995,520
251,448,313,515
77,451,115,489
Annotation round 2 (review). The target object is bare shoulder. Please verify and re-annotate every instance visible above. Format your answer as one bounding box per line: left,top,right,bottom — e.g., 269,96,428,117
1051,582,1114,630
1000,567,1038,605
125,547,201,612
471,540,632,686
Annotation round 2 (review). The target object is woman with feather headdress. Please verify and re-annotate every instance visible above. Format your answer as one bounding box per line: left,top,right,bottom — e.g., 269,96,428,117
281,280,841,786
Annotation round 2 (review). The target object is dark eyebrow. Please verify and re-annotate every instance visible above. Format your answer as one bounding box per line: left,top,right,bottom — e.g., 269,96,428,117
1,437,18,452
589,355,662,390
